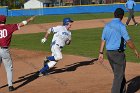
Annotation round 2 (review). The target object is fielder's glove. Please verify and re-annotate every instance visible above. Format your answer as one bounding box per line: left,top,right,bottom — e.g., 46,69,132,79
41,38,47,43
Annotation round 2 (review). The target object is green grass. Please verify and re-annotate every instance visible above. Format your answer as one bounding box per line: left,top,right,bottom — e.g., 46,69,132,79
11,25,140,63
8,12,140,63
6,12,140,24
125,25,140,62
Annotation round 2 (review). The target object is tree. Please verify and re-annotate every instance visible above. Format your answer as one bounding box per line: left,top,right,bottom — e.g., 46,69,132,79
0,0,26,9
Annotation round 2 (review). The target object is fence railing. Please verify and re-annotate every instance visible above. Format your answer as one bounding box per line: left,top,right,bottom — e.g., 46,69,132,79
0,3,140,16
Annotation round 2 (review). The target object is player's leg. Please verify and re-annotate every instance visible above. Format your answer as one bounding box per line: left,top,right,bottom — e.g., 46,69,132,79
131,10,138,25
43,56,50,67
43,45,57,67
45,45,62,69
40,45,62,72
107,51,126,93
0,56,2,67
2,49,14,91
126,9,132,25
39,45,62,76
40,60,57,74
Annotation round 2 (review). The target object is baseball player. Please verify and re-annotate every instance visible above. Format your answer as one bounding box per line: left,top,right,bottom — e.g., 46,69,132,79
125,0,138,26
0,15,35,91
38,18,74,76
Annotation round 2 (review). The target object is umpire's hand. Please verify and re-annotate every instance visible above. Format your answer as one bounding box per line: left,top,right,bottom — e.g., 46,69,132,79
98,54,104,63
134,50,140,58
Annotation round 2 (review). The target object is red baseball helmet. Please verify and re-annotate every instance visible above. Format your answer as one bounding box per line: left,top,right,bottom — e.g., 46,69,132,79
0,15,6,23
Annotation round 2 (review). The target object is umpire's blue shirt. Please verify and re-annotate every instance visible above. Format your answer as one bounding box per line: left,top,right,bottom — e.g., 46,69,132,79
102,18,130,50
125,0,136,9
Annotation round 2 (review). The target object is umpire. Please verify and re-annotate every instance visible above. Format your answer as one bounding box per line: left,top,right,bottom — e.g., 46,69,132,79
125,0,138,26
98,8,139,93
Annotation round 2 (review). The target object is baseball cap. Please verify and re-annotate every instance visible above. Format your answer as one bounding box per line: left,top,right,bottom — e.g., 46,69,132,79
0,15,6,22
114,8,124,16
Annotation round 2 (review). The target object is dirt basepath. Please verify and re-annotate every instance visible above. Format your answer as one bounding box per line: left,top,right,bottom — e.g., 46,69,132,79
0,17,140,93
0,49,139,93
14,16,140,34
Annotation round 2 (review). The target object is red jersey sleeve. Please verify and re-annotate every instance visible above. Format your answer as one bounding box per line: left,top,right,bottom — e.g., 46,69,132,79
7,24,19,32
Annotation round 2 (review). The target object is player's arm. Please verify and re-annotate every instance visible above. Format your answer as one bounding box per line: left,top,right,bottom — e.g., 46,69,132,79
18,16,35,27
41,28,52,43
65,39,71,45
133,1,136,6
124,3,128,10
126,39,140,58
120,24,139,58
65,35,72,45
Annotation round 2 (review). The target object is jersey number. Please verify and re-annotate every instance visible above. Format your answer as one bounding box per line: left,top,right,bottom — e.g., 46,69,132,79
62,32,69,36
0,29,8,38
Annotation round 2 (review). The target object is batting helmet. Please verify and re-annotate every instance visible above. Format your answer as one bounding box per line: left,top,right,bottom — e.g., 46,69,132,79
0,15,6,23
63,18,73,26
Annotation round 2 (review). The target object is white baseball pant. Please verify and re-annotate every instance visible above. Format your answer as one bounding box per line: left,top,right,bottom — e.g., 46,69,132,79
51,44,63,61
0,48,13,86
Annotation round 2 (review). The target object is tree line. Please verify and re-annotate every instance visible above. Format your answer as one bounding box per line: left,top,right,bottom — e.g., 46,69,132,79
0,0,25,9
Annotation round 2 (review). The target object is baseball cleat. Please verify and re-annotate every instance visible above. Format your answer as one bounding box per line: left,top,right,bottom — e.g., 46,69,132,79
38,71,48,77
9,86,14,92
135,23,138,26
38,72,44,77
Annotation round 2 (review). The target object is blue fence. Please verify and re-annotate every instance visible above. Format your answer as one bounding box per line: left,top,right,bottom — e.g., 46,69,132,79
0,7,8,16
0,3,140,16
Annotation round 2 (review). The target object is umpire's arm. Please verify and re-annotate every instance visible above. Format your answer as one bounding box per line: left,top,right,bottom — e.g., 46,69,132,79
98,40,105,63
126,39,140,58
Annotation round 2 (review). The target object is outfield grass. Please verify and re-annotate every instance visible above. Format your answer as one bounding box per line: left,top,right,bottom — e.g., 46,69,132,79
6,12,140,24
8,12,140,63
11,25,140,63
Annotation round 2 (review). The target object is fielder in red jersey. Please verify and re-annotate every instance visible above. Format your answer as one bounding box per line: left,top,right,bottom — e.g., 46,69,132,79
0,15,35,92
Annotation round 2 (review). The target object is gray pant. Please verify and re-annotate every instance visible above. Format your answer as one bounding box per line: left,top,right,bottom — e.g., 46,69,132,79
0,48,13,86
126,9,137,25
107,51,126,93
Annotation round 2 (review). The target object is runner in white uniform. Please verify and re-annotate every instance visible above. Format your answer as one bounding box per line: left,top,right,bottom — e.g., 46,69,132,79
38,18,73,76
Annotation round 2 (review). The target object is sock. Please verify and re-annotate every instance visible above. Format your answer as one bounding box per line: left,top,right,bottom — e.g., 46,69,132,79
47,56,55,61
39,64,49,73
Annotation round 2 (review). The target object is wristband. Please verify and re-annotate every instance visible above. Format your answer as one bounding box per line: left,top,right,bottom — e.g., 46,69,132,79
43,37,47,41
99,52,103,54
22,20,27,25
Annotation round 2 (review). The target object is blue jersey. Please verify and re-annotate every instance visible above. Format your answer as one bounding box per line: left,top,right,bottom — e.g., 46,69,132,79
125,0,136,9
102,18,130,50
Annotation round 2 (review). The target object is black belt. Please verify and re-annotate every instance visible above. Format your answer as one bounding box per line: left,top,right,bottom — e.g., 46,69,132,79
0,47,8,49
56,44,63,49
107,49,124,53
